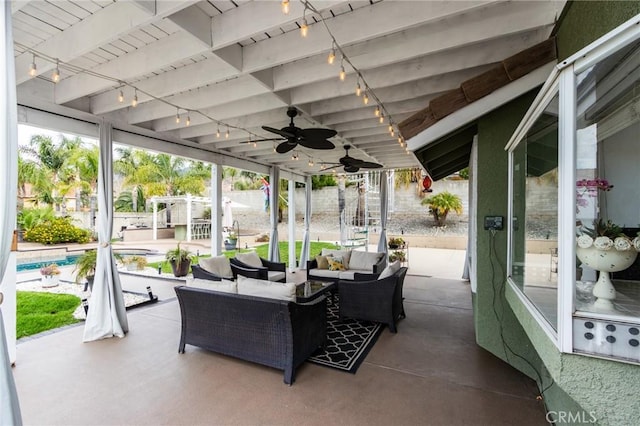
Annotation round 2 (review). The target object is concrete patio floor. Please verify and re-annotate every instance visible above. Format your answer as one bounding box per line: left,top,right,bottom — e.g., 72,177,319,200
12,259,547,425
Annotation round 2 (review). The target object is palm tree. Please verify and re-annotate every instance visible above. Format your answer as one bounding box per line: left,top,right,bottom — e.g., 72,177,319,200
19,135,84,211
421,191,463,226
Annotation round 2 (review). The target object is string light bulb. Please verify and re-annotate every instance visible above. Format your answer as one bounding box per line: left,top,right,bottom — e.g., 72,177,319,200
51,60,60,83
175,108,181,124
29,54,37,78
216,126,221,138
389,125,395,137
118,90,124,103
131,89,138,107
300,17,308,37
363,92,369,105
225,127,230,139
379,114,384,124
281,0,290,15
308,159,314,167
339,65,346,81
328,44,336,65
374,106,380,117
355,81,362,97
186,114,191,126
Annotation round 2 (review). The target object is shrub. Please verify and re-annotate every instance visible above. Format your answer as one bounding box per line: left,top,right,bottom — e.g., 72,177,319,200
255,233,270,242
421,191,463,227
17,207,55,232
24,217,92,244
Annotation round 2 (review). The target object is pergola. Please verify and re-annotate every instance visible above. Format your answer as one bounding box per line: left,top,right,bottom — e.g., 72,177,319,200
1,1,565,422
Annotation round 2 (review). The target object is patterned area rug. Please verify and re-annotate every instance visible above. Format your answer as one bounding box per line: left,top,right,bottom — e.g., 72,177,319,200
308,297,383,374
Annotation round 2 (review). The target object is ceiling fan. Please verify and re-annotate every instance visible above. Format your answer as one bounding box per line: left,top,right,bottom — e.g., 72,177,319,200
243,107,336,154
323,145,383,173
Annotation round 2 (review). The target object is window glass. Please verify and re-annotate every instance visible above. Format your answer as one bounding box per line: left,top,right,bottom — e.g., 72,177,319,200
575,40,640,316
510,93,559,329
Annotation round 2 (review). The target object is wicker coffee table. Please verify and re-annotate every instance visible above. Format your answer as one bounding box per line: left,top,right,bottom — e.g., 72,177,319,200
296,280,336,303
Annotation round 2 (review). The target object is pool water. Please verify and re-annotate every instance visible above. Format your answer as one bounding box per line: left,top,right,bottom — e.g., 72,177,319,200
17,255,80,272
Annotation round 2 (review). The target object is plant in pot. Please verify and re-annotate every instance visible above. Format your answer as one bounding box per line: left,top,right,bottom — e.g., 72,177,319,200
224,232,238,251
75,249,123,290
388,237,405,249
389,250,407,263
40,263,61,288
122,255,148,271
165,242,194,277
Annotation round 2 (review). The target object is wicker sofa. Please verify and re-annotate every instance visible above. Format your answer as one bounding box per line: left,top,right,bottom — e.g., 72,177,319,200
174,285,327,385
306,248,387,284
338,266,408,333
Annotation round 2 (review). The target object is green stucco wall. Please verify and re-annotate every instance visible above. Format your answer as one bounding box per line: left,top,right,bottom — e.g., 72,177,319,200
555,1,640,61
472,2,640,425
474,90,543,379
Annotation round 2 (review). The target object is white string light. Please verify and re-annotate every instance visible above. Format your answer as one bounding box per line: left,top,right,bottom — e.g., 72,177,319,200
186,114,191,126
131,89,138,107
175,108,181,124
118,89,124,103
216,126,221,138
29,54,37,78
355,81,362,96
281,0,290,15
225,126,230,139
327,43,336,65
51,59,60,83
300,6,309,37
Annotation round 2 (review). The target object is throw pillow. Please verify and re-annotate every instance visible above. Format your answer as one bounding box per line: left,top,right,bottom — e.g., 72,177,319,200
315,255,331,269
235,251,263,268
236,275,296,301
378,260,401,280
187,278,237,294
198,255,233,279
321,249,352,269
349,250,384,271
328,257,346,271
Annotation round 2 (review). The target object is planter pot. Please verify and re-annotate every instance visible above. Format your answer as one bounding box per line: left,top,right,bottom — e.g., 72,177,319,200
126,263,138,271
576,246,638,312
170,259,191,277
225,240,237,251
41,275,60,288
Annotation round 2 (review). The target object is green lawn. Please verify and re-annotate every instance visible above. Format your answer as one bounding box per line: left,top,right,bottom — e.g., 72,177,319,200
148,241,338,274
17,291,81,339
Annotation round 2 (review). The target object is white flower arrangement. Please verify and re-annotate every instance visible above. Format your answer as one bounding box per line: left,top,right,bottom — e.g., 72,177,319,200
576,219,640,252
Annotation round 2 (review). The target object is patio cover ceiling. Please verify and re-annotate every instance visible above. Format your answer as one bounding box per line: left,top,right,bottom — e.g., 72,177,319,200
12,0,565,178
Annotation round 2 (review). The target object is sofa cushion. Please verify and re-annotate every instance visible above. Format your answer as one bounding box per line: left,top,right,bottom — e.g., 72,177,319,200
199,255,233,279
321,249,351,269
349,250,384,272
309,268,341,279
315,255,331,269
235,251,263,268
237,275,296,301
328,257,346,271
267,270,286,282
378,260,401,280
187,278,237,293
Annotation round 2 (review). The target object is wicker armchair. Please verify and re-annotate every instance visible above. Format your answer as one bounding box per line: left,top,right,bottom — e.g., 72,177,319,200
191,264,224,281
230,257,286,282
175,285,327,384
338,267,408,333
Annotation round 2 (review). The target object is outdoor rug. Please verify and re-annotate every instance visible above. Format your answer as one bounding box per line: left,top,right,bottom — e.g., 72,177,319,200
307,297,383,374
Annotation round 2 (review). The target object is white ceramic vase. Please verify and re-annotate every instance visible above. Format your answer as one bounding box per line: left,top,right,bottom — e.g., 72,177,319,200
576,246,638,312
41,275,60,288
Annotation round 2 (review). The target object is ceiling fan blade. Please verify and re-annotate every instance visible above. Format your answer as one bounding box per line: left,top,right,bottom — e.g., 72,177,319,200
357,161,383,169
344,165,360,173
263,126,295,139
276,142,297,153
299,139,335,150
299,128,337,140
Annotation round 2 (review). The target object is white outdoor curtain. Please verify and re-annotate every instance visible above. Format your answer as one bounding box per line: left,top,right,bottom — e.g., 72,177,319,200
377,171,389,255
299,176,312,269
0,1,23,423
268,166,280,262
83,122,129,341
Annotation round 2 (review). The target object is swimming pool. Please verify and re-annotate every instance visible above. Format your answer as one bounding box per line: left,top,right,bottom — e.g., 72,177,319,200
17,255,80,272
